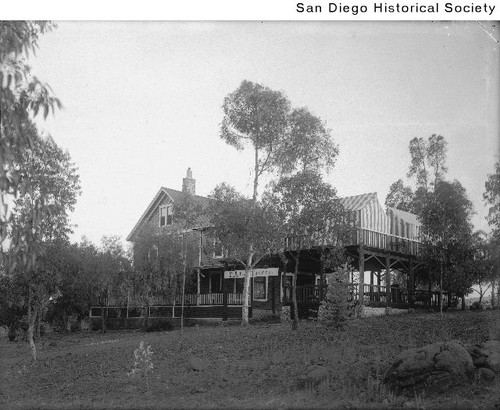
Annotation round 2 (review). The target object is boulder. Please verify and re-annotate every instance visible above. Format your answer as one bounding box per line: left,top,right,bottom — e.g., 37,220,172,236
466,340,500,374
476,367,496,381
298,365,329,389
384,341,474,395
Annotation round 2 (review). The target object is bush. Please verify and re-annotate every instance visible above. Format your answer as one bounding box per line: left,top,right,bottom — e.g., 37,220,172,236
318,264,355,330
144,318,173,332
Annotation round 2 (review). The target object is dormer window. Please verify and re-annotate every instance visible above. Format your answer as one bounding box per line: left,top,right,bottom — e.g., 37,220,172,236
159,205,173,227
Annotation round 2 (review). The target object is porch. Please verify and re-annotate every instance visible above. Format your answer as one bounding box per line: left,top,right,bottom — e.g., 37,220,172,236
284,284,452,311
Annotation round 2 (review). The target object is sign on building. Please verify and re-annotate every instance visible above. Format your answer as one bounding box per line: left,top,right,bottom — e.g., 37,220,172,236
224,268,279,279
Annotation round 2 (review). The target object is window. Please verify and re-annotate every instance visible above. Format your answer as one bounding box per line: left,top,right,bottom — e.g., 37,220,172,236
213,238,224,258
159,205,173,227
253,276,267,301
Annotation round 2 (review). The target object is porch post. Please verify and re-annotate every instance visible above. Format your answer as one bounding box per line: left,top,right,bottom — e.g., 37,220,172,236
428,271,432,307
408,258,414,308
197,229,202,306
359,245,365,305
222,287,228,321
370,270,374,302
385,255,391,307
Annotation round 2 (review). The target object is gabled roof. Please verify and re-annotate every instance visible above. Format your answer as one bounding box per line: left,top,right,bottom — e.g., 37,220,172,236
339,192,379,212
126,187,211,242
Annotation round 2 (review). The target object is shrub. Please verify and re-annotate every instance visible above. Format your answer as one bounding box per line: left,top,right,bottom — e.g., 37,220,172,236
280,306,291,323
144,318,173,332
318,264,355,330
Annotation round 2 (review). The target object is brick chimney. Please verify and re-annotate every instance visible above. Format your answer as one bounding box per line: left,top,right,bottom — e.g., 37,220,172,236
182,167,196,195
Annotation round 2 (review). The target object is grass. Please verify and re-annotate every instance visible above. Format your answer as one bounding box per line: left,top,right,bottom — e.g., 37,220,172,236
0,310,499,409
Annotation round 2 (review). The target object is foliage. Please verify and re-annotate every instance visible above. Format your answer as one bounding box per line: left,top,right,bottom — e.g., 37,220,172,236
483,162,500,239
220,80,290,183
385,134,447,213
318,264,354,330
219,79,340,325
407,134,447,191
220,80,290,324
0,274,26,330
278,107,338,174
469,231,498,304
4,129,80,358
1,21,62,272
385,179,415,212
208,183,281,266
132,193,203,309
418,180,476,296
264,170,348,329
144,318,174,332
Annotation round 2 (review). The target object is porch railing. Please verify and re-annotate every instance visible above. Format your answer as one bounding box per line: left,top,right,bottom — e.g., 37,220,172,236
284,228,422,256
176,293,244,306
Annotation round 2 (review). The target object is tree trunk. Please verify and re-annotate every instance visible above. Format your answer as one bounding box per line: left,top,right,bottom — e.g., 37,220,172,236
27,286,37,361
292,253,300,330
491,280,496,308
242,260,253,326
461,295,466,310
101,300,107,334
439,260,443,318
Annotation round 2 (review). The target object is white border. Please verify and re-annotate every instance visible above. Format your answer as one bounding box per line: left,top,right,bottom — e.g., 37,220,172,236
3,0,500,21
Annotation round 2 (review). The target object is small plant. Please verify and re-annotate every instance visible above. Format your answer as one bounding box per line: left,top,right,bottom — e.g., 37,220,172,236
128,341,154,390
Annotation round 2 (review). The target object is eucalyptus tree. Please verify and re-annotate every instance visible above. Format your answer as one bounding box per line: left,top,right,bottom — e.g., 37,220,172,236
1,21,62,273
484,162,500,239
220,80,340,325
385,134,448,211
407,134,448,192
265,171,346,330
208,183,282,324
220,80,290,203
483,162,500,305
278,106,338,174
9,135,80,359
220,80,290,324
417,180,475,313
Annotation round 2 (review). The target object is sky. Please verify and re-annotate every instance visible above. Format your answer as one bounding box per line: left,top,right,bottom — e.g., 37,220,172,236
28,21,499,246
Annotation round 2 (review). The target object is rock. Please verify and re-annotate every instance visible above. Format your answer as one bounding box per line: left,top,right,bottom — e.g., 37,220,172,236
466,340,500,374
384,341,474,395
476,367,496,381
188,355,207,371
481,340,500,373
298,365,329,389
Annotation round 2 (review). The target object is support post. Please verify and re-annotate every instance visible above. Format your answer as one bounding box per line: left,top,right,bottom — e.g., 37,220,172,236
408,258,414,308
222,289,228,321
197,229,203,306
386,256,391,307
359,246,365,305
370,270,374,302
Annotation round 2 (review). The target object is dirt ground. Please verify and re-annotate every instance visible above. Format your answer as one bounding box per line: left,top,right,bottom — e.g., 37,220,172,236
1,310,499,409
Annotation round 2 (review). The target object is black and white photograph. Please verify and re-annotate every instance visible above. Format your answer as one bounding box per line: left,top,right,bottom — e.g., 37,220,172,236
1,14,499,409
